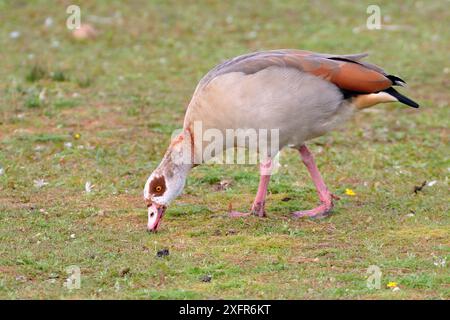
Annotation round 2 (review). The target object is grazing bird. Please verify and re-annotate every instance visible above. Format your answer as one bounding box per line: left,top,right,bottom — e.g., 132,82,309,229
144,49,419,232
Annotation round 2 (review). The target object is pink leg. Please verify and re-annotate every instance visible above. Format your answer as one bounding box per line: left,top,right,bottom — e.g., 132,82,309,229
292,145,338,219
229,159,272,218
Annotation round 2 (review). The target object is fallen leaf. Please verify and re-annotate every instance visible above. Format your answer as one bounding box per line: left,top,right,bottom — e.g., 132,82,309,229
200,275,212,282
214,179,232,191
156,249,169,257
119,267,130,277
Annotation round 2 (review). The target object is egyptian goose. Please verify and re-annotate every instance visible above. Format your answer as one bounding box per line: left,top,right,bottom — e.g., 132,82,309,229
144,49,419,232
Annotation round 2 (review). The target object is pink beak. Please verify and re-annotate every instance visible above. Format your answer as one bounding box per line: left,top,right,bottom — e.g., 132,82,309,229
147,203,166,232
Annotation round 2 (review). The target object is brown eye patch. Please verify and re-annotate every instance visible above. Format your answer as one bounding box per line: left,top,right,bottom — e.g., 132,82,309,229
149,175,166,196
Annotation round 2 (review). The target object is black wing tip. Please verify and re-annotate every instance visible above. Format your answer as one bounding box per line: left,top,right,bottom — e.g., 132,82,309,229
387,75,407,87
384,87,420,108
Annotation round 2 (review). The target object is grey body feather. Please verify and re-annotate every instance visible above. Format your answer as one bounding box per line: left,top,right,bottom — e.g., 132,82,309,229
185,66,354,160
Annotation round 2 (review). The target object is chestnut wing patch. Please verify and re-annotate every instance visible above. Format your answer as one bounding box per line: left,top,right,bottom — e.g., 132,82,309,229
149,175,166,196
300,56,392,93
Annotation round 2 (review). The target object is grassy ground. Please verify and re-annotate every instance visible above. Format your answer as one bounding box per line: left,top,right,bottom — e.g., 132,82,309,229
0,0,449,299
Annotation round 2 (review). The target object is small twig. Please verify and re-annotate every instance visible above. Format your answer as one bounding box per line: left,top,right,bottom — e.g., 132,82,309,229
413,181,427,194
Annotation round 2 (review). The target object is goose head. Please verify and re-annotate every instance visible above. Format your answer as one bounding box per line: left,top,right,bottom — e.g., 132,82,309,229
143,131,193,232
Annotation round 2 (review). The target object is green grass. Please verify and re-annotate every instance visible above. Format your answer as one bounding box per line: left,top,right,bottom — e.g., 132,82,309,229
0,1,448,299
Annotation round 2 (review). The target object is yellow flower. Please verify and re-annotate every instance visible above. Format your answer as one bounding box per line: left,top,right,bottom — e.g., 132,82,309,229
74,133,81,140
387,281,398,288
345,188,356,196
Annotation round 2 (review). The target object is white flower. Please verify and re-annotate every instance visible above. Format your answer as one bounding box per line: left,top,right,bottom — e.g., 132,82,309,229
433,257,447,268
34,179,48,188
85,181,94,193
0,167,4,175
70,234,76,239
246,31,257,39
64,142,73,148
39,88,46,102
9,31,20,39
44,17,53,27
427,180,437,187
114,281,121,292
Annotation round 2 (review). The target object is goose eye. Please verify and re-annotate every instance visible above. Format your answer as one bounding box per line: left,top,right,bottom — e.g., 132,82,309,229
155,186,162,192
